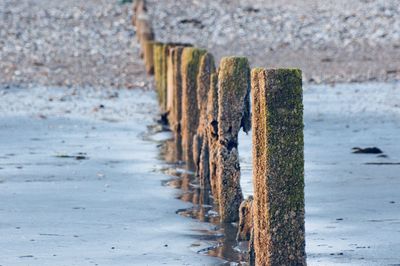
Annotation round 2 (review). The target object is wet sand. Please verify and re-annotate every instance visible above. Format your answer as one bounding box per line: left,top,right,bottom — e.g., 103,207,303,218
0,87,221,265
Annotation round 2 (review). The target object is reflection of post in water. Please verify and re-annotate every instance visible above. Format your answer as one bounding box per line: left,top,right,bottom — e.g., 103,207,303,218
167,171,213,222
179,172,192,199
207,222,248,263
163,138,179,164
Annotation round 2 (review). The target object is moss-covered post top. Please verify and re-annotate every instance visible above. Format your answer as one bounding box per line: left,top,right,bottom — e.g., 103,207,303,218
219,57,250,78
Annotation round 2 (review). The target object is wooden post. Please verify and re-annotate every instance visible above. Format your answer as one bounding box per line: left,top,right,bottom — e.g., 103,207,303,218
193,53,216,189
153,42,169,111
154,43,192,113
251,68,306,265
181,47,207,169
153,42,164,103
205,72,220,202
168,46,185,161
216,57,251,223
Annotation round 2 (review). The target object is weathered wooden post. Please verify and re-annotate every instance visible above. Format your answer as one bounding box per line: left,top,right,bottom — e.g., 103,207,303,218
193,53,216,189
251,68,306,265
155,43,192,114
167,44,192,120
216,57,251,223
181,47,207,169
153,42,168,110
205,72,220,202
153,42,163,104
167,46,185,161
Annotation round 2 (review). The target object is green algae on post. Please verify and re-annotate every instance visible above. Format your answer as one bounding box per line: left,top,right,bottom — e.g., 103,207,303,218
251,68,305,266
216,56,250,223
155,43,192,113
153,43,170,112
181,47,207,169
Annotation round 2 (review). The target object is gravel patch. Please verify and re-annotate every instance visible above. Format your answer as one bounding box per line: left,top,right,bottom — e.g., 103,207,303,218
146,0,400,84
0,0,151,89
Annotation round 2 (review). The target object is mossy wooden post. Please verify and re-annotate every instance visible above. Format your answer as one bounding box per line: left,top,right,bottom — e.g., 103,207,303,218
167,44,192,121
217,57,251,223
153,42,170,111
251,68,306,265
169,47,186,161
158,43,191,113
193,53,216,189
181,47,207,169
160,44,169,112
153,42,164,103
206,72,220,202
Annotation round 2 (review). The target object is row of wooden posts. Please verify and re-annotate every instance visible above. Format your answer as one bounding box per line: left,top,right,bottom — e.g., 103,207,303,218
133,1,306,265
